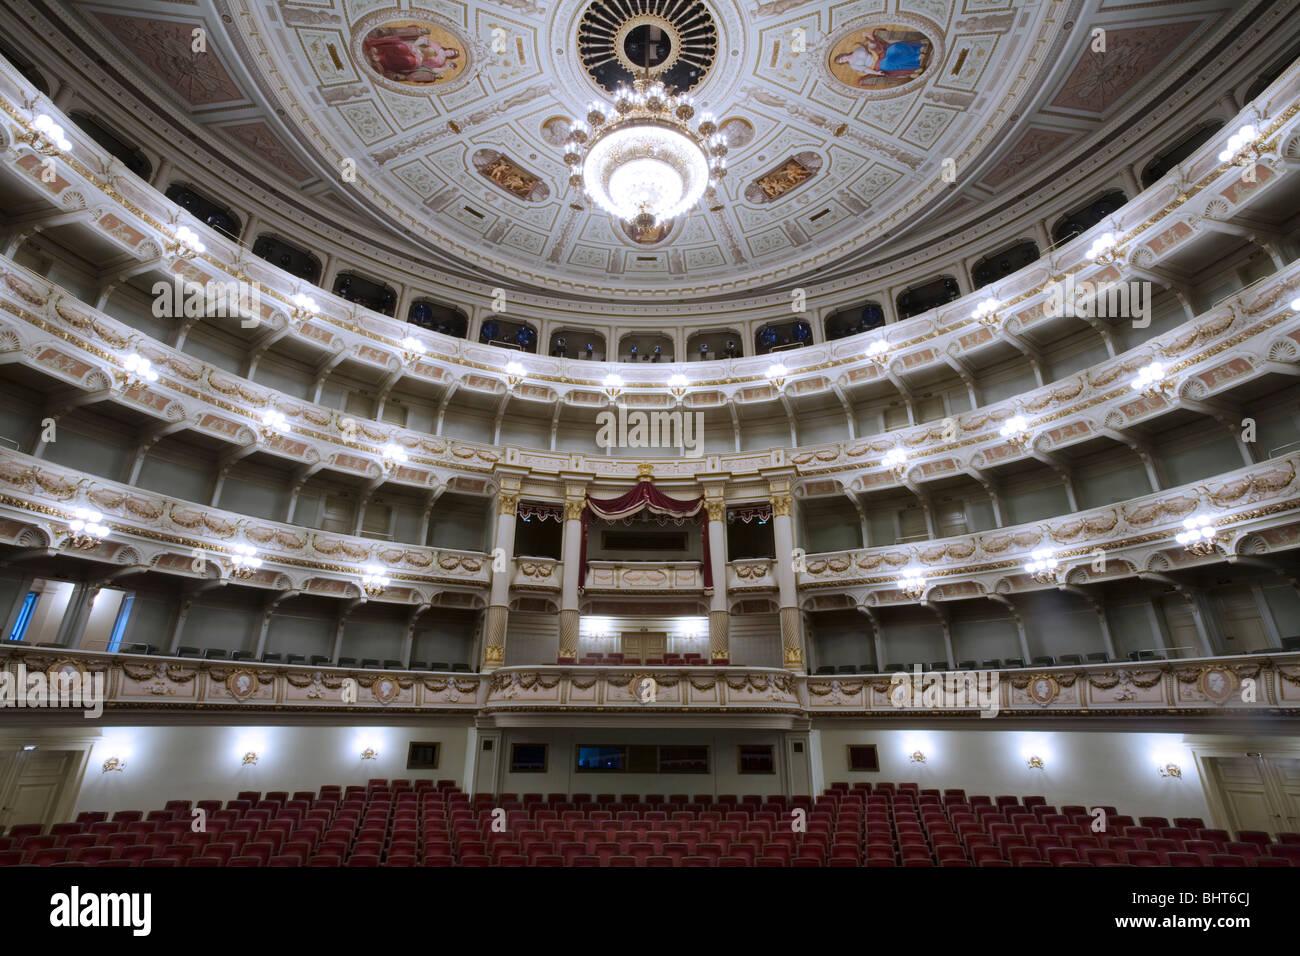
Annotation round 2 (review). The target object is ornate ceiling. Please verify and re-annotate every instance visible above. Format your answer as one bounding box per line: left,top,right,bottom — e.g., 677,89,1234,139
64,0,1241,299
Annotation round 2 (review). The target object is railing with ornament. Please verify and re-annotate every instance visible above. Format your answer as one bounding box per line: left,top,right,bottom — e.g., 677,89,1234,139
795,452,1300,602
582,561,705,593
3,250,1299,494
1,58,1297,406
0,447,491,603
3,646,1295,718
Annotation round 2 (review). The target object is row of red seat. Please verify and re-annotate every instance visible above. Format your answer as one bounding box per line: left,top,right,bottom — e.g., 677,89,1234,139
3,781,1295,866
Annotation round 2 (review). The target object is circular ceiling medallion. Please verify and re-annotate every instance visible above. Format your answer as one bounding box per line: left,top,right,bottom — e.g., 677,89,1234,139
354,11,471,92
579,0,717,93
827,21,936,93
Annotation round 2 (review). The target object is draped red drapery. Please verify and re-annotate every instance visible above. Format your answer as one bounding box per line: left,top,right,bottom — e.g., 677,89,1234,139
579,480,711,591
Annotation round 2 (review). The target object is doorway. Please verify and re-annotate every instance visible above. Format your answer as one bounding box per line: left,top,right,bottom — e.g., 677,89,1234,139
1202,755,1300,836
621,632,667,663
0,747,83,830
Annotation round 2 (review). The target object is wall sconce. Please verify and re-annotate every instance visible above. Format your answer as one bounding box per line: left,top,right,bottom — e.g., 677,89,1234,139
909,750,926,764
289,293,320,323
400,336,426,364
1026,755,1045,770
116,352,159,390
261,408,289,440
865,340,888,369
1024,548,1059,585
101,756,126,773
165,225,206,259
230,543,262,579
1175,515,1217,556
1129,360,1172,400
1085,231,1125,265
668,373,690,404
896,570,926,601
67,507,110,549
361,564,390,598
360,747,379,761
765,363,788,394
602,372,625,403
242,751,258,766
999,414,1030,450
505,361,526,392
883,447,908,481
972,297,1000,329
1217,123,1263,168
1158,762,1182,778
23,113,72,153
381,442,409,473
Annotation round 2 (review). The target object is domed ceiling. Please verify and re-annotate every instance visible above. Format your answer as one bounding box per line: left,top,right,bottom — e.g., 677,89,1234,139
66,0,1240,299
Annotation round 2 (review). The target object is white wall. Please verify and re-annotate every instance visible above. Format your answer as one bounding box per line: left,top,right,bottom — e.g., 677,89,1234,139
818,728,1214,821
69,722,474,815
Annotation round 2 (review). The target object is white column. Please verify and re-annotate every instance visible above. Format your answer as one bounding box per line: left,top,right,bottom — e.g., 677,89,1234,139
482,490,519,669
769,485,804,670
706,493,729,664
558,491,585,663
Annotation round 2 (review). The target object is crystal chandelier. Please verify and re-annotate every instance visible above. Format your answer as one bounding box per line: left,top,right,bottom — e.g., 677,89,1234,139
563,75,726,229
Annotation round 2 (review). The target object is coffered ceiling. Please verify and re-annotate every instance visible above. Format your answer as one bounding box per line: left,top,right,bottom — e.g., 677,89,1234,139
59,0,1248,300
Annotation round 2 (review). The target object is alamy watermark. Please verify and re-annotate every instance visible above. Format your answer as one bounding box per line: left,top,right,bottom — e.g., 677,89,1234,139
0,662,104,718
889,666,1000,718
595,404,704,457
151,276,263,327
1045,274,1151,328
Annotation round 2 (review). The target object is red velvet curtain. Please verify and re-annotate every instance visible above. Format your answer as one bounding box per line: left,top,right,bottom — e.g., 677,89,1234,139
580,480,711,591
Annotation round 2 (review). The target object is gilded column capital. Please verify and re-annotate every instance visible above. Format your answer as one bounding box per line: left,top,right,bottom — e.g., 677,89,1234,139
704,500,726,522
498,492,520,515
565,499,585,522
770,493,793,517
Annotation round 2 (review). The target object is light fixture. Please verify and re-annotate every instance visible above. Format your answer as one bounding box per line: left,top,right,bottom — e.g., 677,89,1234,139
505,360,526,392
909,750,927,764
972,297,1000,329
883,447,908,480
602,372,625,404
25,113,72,153
166,225,206,259
361,564,390,598
67,507,110,548
289,293,320,323
999,414,1030,450
261,409,289,439
865,340,888,369
897,570,926,601
400,336,426,363
242,751,258,766
22,744,37,751
1086,231,1123,265
117,353,159,390
1024,547,1059,584
381,442,408,471
563,77,725,230
230,543,262,579
1130,361,1171,399
1217,124,1262,167
1158,762,1182,779
360,747,379,761
668,372,690,403
1175,515,1218,555
101,756,126,773
766,363,789,393
1290,296,1300,312
1026,754,1045,770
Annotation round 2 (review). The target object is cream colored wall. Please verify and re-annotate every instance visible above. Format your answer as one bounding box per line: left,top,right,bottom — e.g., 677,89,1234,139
65,722,473,815
817,728,1214,821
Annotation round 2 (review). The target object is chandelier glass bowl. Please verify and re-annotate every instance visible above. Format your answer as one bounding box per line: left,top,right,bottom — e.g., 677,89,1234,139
565,78,726,228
